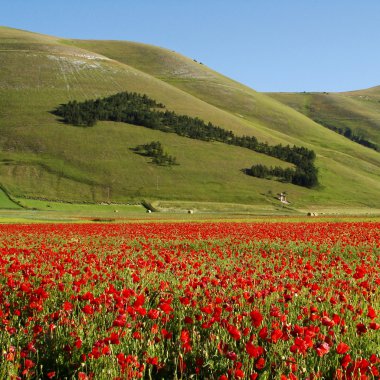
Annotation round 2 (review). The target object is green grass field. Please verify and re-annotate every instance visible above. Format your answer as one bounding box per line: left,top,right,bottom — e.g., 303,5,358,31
0,188,22,209
0,26,379,216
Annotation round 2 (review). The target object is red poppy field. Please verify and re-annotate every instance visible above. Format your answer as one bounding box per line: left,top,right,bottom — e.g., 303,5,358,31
0,222,379,379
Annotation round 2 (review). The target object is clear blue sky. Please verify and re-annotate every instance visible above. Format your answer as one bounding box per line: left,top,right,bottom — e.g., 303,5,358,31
2,0,379,92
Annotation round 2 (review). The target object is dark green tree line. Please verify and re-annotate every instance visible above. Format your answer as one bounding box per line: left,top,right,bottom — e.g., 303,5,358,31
314,118,379,152
53,91,318,188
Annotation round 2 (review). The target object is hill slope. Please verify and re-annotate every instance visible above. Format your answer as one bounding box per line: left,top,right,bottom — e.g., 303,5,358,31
268,87,380,150
0,26,380,211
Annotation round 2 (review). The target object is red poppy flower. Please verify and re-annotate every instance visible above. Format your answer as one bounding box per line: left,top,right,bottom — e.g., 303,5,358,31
245,342,264,358
82,305,94,315
315,342,330,357
255,357,265,370
367,306,377,319
336,342,350,354
356,323,367,335
227,325,241,340
250,310,263,328
341,354,351,368
271,329,283,343
24,359,35,369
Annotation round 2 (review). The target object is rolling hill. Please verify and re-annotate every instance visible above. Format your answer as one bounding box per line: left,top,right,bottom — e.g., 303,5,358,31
268,88,380,152
0,26,379,213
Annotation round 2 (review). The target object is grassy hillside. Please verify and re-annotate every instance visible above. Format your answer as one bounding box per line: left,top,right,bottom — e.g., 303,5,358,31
268,87,380,149
0,27,300,206
0,26,380,211
66,39,380,157
0,188,21,209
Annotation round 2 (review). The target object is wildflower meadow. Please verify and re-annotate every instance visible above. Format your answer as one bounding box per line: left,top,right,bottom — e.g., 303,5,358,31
0,222,379,379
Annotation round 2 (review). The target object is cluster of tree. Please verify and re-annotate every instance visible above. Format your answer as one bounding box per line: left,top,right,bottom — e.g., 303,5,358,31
315,118,379,152
247,161,318,188
53,92,165,127
53,91,318,187
248,165,294,181
132,141,177,166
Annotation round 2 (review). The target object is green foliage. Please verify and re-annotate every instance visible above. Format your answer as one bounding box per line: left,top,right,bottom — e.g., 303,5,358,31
53,92,164,127
249,164,269,179
248,163,318,188
54,92,318,188
133,141,177,166
249,165,294,182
